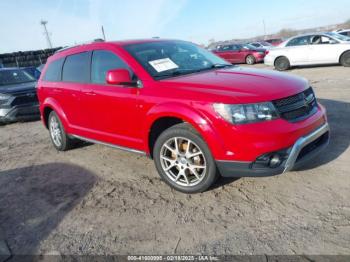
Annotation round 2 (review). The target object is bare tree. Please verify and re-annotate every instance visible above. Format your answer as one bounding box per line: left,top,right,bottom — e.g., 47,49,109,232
277,28,297,39
345,19,350,28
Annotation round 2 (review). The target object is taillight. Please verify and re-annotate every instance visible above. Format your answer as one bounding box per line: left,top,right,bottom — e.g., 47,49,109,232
265,50,269,55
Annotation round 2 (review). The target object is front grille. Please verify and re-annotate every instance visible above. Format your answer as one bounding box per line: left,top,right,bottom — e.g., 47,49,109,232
11,91,38,106
273,87,317,122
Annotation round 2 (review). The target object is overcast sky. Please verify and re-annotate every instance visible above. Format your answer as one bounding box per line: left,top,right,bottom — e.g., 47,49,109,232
1,0,350,53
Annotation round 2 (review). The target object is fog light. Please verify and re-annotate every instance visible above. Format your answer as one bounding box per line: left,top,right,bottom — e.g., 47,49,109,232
269,155,281,168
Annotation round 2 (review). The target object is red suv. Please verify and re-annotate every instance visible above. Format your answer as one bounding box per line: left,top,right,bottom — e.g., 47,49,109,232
212,44,267,65
38,39,329,193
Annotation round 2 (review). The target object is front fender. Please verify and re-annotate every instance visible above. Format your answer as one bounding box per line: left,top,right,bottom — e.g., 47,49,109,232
41,97,70,131
143,102,226,159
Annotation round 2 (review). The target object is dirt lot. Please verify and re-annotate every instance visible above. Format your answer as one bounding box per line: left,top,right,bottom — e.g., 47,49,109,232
0,64,349,256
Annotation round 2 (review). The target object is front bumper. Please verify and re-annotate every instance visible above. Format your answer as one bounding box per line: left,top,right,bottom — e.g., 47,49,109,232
254,54,266,63
217,123,330,177
0,103,40,123
264,55,275,66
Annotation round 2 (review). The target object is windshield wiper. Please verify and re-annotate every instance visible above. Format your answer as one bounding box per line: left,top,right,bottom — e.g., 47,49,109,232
154,64,234,80
154,69,199,80
210,64,233,68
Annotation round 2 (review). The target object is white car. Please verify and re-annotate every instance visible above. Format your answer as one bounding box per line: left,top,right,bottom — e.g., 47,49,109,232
264,32,350,70
249,41,274,50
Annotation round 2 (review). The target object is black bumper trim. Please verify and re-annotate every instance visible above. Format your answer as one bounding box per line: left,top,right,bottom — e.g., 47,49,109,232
216,160,285,177
0,104,40,123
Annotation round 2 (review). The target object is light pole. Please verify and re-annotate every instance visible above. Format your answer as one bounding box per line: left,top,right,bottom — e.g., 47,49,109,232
40,20,53,49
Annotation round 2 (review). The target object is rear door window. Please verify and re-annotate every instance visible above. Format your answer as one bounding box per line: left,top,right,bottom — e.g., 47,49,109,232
232,45,241,50
62,52,91,83
43,58,64,82
286,36,310,47
218,45,233,52
91,50,130,84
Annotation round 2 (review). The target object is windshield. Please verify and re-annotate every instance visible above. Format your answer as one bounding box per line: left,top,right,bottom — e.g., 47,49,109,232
325,32,350,41
0,69,36,86
123,41,232,80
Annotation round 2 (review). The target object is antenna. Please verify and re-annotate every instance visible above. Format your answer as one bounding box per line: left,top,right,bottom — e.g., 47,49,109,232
101,26,106,41
40,20,53,48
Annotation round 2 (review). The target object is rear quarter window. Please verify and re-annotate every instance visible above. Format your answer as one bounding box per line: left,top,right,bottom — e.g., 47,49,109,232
286,36,310,47
42,58,64,82
62,52,91,83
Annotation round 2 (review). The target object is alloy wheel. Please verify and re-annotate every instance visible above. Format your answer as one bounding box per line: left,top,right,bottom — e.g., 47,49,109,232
50,116,62,147
246,56,255,65
160,137,207,187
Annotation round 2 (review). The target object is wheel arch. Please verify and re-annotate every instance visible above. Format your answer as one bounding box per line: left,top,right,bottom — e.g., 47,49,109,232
144,103,225,159
339,50,350,63
245,54,256,62
41,98,70,131
273,55,290,66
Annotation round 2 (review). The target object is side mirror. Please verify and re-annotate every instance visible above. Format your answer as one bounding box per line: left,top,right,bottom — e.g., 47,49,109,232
106,69,134,86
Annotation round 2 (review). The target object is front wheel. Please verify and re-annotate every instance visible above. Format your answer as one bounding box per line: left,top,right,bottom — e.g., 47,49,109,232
340,51,350,67
274,56,290,71
153,123,218,193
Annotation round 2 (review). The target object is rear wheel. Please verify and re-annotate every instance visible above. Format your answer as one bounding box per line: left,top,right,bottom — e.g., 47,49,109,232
274,56,290,71
340,51,350,67
48,111,74,151
246,55,256,65
153,123,218,193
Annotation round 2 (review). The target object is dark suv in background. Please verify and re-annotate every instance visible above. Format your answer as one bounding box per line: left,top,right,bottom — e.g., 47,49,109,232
0,68,39,123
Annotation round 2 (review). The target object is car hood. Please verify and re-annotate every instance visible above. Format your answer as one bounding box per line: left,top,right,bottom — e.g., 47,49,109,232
160,67,309,104
0,81,37,94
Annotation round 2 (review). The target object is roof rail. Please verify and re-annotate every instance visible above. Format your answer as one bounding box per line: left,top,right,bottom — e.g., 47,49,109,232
55,39,105,54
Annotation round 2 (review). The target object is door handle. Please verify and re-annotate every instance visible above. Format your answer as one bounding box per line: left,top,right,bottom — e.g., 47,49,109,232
84,91,96,96
53,88,62,93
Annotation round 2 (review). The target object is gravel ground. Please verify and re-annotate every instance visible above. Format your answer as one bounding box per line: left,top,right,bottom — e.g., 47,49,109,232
0,64,349,256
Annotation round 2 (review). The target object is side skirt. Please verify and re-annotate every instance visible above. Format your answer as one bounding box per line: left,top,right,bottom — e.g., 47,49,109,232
71,134,147,156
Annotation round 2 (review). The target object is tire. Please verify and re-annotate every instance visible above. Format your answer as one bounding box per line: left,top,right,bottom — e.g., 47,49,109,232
246,55,256,65
274,56,290,71
48,111,74,151
340,51,350,67
153,123,218,193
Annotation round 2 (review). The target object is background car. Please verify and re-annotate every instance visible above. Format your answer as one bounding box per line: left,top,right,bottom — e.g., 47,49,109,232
336,29,350,37
21,66,42,79
0,68,39,123
249,41,274,50
212,43,267,65
265,38,283,46
264,32,350,70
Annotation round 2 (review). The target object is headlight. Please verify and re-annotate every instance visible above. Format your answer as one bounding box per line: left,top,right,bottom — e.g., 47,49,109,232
213,102,279,124
0,93,11,102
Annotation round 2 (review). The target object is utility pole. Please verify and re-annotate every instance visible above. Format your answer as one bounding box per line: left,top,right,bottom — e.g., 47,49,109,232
40,20,53,48
101,26,106,41
262,20,267,39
